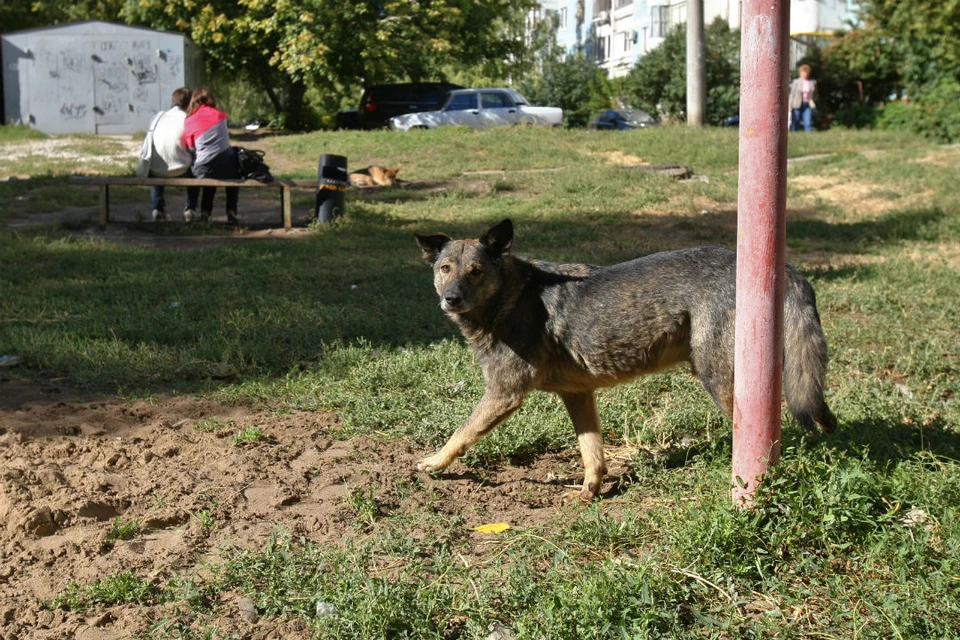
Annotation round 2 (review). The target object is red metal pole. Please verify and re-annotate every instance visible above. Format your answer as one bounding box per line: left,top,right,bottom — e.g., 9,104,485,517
733,0,791,506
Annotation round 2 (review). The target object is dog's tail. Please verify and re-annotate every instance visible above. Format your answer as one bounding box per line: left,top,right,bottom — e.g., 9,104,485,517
783,275,837,433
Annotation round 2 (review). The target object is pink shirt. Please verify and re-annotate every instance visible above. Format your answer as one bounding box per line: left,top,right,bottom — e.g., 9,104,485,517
802,80,812,103
182,105,231,167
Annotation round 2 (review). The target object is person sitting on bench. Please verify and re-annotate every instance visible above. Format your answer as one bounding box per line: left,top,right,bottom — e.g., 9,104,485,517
182,87,240,224
147,87,199,221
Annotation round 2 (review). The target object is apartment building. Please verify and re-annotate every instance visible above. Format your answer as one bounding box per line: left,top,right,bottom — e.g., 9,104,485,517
531,0,859,78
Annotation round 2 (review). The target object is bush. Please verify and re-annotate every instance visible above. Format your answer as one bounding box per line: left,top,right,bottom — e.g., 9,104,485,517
520,51,614,128
622,17,740,125
910,80,960,143
874,100,913,131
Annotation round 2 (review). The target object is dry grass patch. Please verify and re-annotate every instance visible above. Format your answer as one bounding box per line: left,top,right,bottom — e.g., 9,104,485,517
591,150,647,166
790,173,932,218
911,146,960,168
905,241,960,270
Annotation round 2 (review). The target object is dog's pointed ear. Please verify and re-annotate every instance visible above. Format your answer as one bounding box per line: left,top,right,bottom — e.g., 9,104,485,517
480,219,513,256
414,232,451,264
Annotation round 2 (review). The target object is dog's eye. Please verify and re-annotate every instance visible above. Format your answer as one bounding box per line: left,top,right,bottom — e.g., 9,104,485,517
470,268,483,277
439,264,451,274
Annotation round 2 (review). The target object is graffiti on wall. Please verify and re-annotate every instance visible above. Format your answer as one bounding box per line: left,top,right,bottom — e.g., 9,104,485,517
59,103,88,119
17,32,186,133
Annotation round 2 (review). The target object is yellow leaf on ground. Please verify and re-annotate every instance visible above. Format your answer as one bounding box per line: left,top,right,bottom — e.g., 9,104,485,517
473,522,510,534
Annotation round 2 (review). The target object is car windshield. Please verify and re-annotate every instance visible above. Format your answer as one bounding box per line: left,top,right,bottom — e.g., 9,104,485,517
620,109,657,125
505,88,530,106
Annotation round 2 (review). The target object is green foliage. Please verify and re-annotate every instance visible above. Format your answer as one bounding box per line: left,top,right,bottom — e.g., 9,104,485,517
822,0,960,140
50,572,158,610
122,0,536,129
622,17,740,125
519,27,615,129
0,126,48,143
874,100,913,131
106,518,141,544
908,79,960,143
232,426,265,445
193,417,234,433
195,510,216,530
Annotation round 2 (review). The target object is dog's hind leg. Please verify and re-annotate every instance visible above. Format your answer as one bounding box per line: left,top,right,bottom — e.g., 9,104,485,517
417,390,525,473
560,391,607,503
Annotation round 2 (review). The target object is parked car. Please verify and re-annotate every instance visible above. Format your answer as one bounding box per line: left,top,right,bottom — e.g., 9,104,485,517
389,88,563,131
587,109,660,131
336,82,462,130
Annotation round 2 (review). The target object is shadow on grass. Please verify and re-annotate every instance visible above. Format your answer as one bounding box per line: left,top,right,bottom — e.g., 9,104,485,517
787,206,948,250
1,203,952,397
805,416,960,465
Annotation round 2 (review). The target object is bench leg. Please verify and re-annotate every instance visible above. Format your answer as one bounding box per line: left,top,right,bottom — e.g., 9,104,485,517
282,185,292,231
99,184,110,229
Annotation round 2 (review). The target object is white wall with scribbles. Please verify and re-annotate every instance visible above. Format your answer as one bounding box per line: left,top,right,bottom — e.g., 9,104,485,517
2,20,203,135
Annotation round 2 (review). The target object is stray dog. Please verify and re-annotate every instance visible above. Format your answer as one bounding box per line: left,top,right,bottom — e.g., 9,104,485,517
348,165,400,188
414,219,836,502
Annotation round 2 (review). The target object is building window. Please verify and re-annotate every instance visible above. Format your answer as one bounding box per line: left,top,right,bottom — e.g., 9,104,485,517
651,5,669,38
594,0,612,16
596,35,611,62
559,7,567,28
671,2,687,26
616,0,634,8
621,31,634,53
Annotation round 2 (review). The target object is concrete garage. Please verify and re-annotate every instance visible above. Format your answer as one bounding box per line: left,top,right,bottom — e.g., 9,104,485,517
2,20,203,135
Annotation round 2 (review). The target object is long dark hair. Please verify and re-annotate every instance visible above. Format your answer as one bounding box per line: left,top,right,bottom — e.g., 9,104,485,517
187,87,217,116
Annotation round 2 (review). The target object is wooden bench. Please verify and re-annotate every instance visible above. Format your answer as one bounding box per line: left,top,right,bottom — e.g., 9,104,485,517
68,176,297,230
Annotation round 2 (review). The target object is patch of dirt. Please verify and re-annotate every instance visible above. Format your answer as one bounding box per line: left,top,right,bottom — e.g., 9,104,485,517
911,145,960,168
2,138,141,166
591,150,647,166
790,174,932,217
0,376,601,639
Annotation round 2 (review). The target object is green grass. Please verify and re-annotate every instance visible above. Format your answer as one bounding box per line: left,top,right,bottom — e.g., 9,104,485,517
6,126,960,638
106,517,142,544
0,124,48,143
232,426,266,444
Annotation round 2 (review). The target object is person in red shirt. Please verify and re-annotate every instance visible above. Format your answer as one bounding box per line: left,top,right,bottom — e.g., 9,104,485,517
182,88,240,224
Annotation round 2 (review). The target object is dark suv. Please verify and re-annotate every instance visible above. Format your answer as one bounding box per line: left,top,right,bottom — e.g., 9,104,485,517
336,82,462,129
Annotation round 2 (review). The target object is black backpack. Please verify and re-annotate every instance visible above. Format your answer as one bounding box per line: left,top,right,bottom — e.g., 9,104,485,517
234,147,274,182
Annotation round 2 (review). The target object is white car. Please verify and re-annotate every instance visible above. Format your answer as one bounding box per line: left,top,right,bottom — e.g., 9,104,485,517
389,88,563,131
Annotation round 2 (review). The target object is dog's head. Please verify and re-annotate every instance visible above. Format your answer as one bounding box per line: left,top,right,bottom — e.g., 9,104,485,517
414,219,513,314
379,167,400,183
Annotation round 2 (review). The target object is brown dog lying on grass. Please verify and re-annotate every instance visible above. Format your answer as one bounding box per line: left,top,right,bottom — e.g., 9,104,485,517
348,165,400,188
414,219,836,502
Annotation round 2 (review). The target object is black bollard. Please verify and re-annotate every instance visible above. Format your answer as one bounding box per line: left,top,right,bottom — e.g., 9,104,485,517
316,154,348,223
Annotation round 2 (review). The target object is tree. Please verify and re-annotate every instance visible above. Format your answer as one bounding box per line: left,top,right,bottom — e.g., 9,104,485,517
122,0,536,129
519,26,614,129
821,0,960,139
622,17,740,125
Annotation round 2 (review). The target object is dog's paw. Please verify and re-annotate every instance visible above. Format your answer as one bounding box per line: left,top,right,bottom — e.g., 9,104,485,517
416,453,450,474
560,485,600,506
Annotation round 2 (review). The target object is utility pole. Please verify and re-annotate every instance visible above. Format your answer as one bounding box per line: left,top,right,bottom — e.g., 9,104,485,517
686,0,706,126
732,0,791,506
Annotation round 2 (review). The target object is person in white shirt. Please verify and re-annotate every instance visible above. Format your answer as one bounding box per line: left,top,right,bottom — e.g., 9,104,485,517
148,88,199,221
788,65,819,133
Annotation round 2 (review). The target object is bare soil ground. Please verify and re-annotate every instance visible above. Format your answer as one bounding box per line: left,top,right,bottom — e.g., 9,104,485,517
0,375,595,639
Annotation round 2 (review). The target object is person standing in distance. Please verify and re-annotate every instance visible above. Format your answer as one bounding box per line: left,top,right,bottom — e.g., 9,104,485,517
789,64,819,133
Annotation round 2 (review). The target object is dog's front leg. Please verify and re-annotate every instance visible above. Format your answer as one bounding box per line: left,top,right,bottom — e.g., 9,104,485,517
560,391,607,502
417,390,524,473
